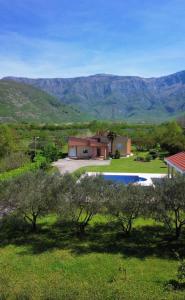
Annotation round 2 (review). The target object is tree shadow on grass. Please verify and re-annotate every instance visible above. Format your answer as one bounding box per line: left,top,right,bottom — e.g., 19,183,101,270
0,219,185,260
165,280,185,291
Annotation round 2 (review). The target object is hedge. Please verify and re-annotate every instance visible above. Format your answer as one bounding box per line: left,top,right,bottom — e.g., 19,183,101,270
0,162,41,181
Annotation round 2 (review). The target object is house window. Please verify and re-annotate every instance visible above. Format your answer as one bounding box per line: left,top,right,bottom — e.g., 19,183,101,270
83,148,88,153
116,143,123,150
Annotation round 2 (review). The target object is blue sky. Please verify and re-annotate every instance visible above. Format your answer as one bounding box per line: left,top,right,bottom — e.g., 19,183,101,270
0,0,185,78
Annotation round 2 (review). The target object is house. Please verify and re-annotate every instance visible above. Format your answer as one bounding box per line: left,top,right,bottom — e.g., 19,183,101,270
112,136,131,156
164,152,185,178
68,134,131,159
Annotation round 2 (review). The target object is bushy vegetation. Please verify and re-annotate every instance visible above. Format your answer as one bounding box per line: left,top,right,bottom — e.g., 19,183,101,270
0,161,42,181
0,123,67,179
1,171,185,238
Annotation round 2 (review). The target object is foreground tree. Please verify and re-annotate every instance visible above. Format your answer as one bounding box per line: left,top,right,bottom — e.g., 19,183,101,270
106,183,150,235
153,175,185,239
58,175,108,234
4,170,60,231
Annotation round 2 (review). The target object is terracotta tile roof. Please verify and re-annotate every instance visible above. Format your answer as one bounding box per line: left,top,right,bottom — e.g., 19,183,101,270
165,152,185,172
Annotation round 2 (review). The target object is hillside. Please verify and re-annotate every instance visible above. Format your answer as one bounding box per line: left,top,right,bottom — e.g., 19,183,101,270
0,80,88,123
4,71,185,122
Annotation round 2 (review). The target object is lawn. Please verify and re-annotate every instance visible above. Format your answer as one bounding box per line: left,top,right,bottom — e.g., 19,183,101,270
0,215,184,300
78,155,167,174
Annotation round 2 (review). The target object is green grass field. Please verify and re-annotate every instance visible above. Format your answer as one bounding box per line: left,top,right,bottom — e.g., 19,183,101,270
78,155,167,174
0,215,185,300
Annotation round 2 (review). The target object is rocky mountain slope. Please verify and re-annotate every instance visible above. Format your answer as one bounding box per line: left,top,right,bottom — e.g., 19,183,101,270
0,80,88,123
3,70,185,122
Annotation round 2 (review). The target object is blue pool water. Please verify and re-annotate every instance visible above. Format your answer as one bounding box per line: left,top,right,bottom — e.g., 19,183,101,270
103,174,147,185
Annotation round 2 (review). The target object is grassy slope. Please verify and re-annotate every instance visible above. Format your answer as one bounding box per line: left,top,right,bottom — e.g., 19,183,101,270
0,215,184,299
0,80,89,123
78,155,168,174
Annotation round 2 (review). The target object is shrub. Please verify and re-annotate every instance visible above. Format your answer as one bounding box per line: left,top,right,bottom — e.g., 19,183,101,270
33,154,49,170
135,154,153,162
149,149,158,159
145,154,153,162
134,156,145,162
114,150,120,159
42,143,59,162
158,151,169,160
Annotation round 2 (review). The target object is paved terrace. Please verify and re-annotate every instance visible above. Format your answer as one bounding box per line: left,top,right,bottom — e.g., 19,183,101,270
52,158,110,174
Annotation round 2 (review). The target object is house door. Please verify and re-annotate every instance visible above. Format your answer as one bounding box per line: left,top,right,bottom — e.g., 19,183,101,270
97,148,101,157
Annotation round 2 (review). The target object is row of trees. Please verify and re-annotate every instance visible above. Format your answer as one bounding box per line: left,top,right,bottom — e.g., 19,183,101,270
1,171,185,239
88,120,185,154
132,121,185,154
3,120,185,157
0,123,64,172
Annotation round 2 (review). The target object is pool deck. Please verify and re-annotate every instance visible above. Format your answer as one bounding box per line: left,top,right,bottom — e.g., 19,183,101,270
86,172,167,186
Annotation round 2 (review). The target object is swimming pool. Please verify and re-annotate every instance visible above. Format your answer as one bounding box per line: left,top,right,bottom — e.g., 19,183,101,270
103,174,147,185
86,172,166,186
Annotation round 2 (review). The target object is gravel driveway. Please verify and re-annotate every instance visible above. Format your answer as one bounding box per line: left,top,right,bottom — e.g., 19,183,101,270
52,158,110,174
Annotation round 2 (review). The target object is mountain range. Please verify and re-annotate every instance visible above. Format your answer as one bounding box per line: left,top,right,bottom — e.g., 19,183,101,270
0,80,88,123
2,70,185,122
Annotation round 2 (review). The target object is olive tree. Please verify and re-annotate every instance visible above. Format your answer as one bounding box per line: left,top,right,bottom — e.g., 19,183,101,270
5,170,60,231
154,175,185,239
58,175,108,234
106,183,150,235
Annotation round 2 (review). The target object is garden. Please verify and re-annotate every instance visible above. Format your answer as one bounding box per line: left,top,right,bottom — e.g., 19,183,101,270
78,152,168,174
